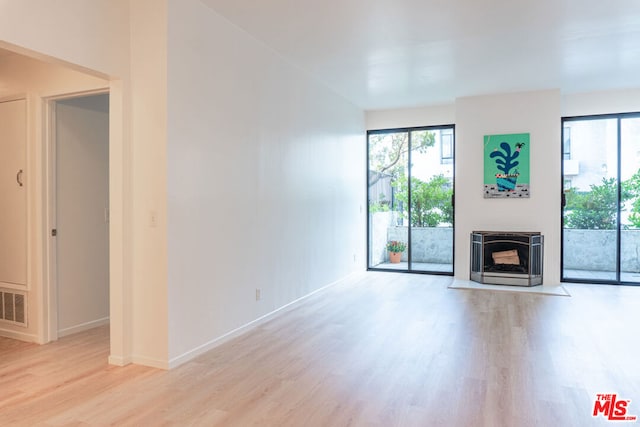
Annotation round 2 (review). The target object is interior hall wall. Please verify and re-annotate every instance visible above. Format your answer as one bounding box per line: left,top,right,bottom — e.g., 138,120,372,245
166,0,365,365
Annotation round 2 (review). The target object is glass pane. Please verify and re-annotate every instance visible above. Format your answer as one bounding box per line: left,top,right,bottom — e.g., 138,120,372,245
409,129,454,272
368,132,409,270
620,117,640,283
562,119,618,281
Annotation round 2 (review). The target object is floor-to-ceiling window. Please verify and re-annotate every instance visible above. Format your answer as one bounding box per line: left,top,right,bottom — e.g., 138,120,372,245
367,125,454,274
562,113,640,284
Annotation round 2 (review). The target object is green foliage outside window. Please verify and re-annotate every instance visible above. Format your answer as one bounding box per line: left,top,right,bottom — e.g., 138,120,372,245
369,195,390,213
564,176,638,229
623,171,640,228
368,130,452,227
393,173,453,227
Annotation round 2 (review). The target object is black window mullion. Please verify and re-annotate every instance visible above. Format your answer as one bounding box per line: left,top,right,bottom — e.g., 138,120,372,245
617,117,622,282
407,131,412,271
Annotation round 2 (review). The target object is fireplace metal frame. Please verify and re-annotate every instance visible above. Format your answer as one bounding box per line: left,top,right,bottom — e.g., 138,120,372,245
470,231,543,286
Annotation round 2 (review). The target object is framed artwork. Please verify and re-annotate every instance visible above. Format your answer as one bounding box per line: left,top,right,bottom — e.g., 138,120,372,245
484,133,530,198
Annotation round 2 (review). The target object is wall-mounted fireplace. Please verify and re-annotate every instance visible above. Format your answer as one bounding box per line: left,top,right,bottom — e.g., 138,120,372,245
470,231,543,286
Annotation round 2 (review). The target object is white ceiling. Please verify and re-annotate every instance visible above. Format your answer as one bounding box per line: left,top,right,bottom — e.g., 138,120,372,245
201,0,640,110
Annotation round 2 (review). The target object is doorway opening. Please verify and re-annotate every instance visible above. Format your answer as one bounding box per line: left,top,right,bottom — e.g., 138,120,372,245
47,92,110,339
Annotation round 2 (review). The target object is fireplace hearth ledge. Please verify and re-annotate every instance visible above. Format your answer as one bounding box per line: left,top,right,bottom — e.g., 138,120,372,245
449,279,569,296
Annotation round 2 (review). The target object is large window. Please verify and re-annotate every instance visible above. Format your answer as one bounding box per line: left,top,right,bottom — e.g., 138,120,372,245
367,125,454,274
562,113,640,284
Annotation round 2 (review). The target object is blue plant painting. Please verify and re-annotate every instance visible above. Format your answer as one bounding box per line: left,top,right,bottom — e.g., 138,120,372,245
490,142,521,190
484,133,530,198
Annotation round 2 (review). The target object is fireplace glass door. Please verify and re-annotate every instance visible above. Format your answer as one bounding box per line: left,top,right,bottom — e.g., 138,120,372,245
367,126,454,274
562,114,640,284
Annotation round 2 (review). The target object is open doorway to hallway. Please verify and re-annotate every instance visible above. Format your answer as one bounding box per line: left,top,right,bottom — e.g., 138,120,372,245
51,93,110,338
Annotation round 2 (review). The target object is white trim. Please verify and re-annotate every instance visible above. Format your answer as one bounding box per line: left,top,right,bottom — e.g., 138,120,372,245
25,95,34,297
42,89,111,345
0,328,38,343
39,87,110,102
43,97,58,343
0,93,28,103
0,282,28,291
0,97,30,293
108,354,133,367
132,356,170,370
57,317,110,338
167,271,364,369
106,79,131,365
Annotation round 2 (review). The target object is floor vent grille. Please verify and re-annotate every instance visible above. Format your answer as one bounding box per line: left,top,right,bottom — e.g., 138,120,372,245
0,290,27,327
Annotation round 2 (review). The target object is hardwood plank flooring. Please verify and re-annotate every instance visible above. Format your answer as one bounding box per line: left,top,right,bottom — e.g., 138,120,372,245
1,272,639,426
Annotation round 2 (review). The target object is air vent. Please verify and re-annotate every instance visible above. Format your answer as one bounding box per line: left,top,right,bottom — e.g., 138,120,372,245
0,290,27,327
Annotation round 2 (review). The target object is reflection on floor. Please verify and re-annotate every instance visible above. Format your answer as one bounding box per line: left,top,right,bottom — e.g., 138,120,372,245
565,269,640,283
371,262,452,272
372,265,640,283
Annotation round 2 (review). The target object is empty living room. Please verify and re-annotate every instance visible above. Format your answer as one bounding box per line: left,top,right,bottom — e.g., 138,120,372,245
1,0,640,426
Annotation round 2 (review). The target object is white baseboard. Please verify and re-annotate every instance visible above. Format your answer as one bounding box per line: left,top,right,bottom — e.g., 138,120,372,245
132,355,169,370
0,327,39,343
168,270,364,369
108,354,133,366
110,354,168,370
58,317,110,338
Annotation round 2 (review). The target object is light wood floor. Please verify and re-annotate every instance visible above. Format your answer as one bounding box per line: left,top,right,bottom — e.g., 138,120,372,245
2,272,639,426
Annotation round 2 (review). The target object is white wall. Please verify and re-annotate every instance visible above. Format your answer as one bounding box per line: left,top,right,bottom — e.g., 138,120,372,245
0,54,109,98
128,0,169,368
562,88,640,116
1,0,363,369
366,104,455,130
455,90,562,282
166,0,365,365
0,0,129,78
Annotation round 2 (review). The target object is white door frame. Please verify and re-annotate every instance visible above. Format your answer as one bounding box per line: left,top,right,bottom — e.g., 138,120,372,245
0,94,28,292
43,88,110,343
